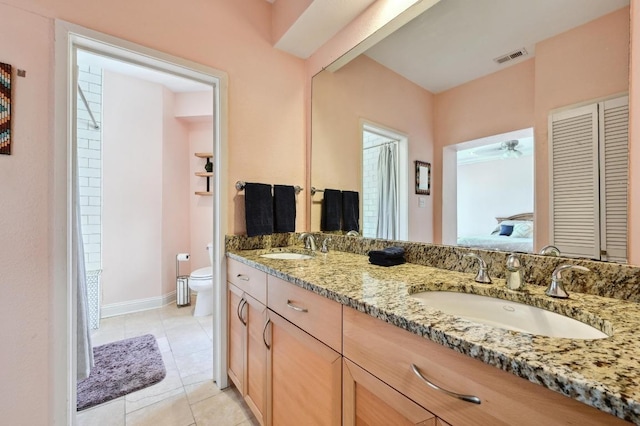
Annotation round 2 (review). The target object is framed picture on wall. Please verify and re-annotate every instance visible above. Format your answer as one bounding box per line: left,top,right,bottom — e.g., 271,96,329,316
415,160,431,195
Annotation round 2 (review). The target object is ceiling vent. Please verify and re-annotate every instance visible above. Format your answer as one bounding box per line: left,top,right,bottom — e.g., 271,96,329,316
493,48,528,65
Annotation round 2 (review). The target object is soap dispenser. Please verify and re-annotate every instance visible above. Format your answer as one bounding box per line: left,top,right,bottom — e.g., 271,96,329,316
505,253,525,291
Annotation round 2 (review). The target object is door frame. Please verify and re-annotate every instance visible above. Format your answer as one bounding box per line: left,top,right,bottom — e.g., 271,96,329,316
361,121,409,240
53,20,229,424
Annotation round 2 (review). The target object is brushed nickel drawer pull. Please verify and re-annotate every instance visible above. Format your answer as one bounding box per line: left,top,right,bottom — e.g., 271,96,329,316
286,300,309,313
236,298,247,326
237,274,250,281
411,364,481,405
263,318,271,349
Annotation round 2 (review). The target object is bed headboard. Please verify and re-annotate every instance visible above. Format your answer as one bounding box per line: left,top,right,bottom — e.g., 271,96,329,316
495,212,534,222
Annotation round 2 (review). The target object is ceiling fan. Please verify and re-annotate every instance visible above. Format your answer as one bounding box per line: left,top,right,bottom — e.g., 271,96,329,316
472,140,523,159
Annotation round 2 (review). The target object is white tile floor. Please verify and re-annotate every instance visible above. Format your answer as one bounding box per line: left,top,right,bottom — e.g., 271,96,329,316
77,300,258,426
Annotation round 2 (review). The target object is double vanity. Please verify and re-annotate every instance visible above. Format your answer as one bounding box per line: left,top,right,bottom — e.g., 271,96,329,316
226,233,640,425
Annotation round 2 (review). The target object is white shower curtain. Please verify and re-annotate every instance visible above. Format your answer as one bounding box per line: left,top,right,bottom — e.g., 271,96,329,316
376,144,398,239
75,145,94,380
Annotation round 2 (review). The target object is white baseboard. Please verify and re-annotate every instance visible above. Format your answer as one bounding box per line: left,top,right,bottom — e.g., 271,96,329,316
101,291,177,318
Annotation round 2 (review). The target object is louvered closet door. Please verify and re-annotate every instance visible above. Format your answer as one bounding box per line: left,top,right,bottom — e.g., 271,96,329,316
599,96,629,263
549,104,600,259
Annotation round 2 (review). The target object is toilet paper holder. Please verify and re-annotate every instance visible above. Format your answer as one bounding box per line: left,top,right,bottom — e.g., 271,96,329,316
176,253,191,307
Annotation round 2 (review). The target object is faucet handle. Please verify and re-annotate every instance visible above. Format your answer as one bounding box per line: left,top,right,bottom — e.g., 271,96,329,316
546,264,590,298
540,245,561,256
464,253,492,284
321,237,331,253
505,253,522,271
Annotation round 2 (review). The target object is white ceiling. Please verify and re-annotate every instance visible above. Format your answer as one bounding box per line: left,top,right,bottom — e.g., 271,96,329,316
365,0,629,93
77,50,213,93
274,0,376,58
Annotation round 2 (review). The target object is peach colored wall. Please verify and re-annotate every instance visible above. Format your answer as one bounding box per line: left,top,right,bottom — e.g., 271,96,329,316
312,54,434,241
630,0,640,265
1,0,307,237
102,71,164,305
533,7,630,250
174,91,214,120
162,87,191,296
433,59,536,243
0,5,52,425
0,1,306,420
189,121,215,270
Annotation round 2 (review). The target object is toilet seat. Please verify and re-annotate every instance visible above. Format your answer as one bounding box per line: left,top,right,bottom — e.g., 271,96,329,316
190,266,212,280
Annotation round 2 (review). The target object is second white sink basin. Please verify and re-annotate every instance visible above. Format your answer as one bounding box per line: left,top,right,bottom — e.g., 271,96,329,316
411,291,608,339
260,252,313,260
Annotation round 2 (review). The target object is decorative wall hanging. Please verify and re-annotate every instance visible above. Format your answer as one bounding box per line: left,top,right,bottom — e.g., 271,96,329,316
415,160,431,195
0,62,11,155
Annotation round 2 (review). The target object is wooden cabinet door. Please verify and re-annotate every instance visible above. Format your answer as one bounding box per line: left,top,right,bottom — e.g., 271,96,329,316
343,358,436,426
244,294,267,425
267,311,342,426
227,283,245,392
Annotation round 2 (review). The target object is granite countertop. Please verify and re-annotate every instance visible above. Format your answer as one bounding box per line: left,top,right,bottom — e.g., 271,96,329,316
227,247,640,424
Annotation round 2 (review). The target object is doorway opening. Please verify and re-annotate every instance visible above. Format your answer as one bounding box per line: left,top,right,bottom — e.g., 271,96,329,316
361,122,408,240
54,21,228,424
441,128,534,250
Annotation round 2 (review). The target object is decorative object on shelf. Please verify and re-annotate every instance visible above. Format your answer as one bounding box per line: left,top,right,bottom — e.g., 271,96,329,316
415,160,431,195
0,62,12,155
194,152,213,195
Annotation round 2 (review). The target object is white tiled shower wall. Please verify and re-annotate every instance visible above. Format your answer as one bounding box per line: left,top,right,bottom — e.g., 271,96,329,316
77,64,103,329
77,65,103,272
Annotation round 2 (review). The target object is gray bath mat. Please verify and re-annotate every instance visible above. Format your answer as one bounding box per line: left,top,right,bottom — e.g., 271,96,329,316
77,334,166,411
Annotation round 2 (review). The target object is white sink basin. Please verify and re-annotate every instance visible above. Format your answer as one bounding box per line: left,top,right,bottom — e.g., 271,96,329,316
260,252,313,260
411,291,608,339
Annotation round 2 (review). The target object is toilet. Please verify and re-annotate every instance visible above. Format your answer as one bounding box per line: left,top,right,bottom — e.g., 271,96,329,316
188,243,214,316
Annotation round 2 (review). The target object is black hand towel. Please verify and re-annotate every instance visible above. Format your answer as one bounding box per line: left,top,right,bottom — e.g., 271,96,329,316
342,191,359,232
244,183,274,237
368,247,406,259
321,189,342,231
369,257,406,267
273,184,296,233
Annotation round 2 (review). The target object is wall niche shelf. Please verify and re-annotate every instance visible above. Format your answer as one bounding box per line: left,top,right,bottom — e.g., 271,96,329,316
194,152,213,195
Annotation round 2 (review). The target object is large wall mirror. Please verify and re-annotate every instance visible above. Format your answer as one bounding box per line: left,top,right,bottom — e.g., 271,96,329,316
311,0,630,262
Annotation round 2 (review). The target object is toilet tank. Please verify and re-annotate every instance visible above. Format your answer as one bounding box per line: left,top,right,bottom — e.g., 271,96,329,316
207,243,213,266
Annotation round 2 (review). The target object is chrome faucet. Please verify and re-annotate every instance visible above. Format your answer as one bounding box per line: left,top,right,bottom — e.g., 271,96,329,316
346,230,360,237
545,264,590,298
505,253,525,291
464,253,492,284
298,233,317,251
539,245,561,256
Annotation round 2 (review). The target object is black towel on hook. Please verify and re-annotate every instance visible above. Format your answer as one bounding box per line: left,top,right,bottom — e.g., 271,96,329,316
342,191,359,232
244,183,274,237
273,185,296,233
321,189,342,231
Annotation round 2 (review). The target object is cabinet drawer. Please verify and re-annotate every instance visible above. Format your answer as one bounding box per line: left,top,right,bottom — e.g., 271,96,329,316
267,275,342,352
227,258,267,305
343,307,626,426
